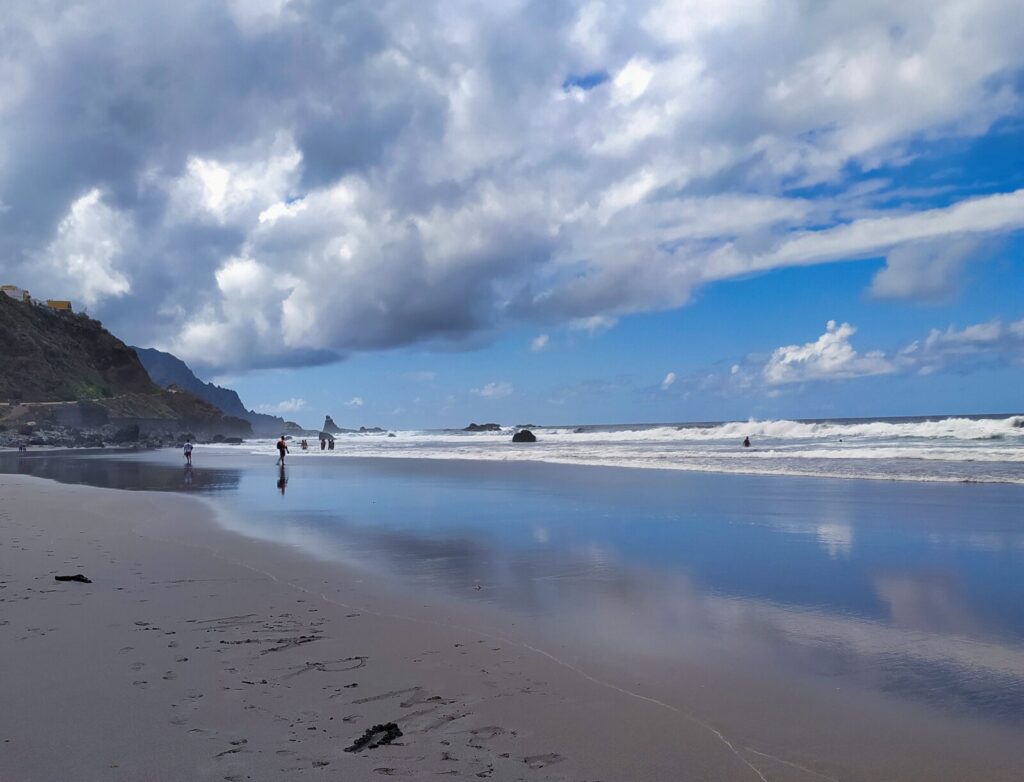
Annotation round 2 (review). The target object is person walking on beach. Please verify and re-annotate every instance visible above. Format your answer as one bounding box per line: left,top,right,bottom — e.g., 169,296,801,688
184,439,194,465
276,435,289,465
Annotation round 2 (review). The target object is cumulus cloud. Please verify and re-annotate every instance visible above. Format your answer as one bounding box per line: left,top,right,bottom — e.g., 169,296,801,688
256,397,306,414
474,382,514,399
0,0,1022,370
39,189,133,307
899,318,1024,374
720,316,1024,391
661,372,676,390
531,334,550,352
763,321,895,384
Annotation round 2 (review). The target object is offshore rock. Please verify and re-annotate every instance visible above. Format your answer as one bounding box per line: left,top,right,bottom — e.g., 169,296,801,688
464,422,501,432
512,429,537,443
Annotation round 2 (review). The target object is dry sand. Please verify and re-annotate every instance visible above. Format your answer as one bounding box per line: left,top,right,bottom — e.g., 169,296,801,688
2,473,1022,781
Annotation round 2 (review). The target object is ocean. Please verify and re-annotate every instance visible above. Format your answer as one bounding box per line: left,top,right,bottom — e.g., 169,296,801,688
242,413,1024,484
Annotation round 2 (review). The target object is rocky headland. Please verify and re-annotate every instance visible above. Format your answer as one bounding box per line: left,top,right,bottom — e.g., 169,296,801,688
0,293,252,449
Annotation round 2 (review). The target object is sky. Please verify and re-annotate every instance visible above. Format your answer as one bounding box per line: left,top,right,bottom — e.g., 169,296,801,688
0,0,1022,429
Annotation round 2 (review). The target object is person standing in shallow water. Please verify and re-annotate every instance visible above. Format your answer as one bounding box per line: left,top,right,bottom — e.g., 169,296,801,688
183,439,194,465
276,435,289,465
743,436,751,448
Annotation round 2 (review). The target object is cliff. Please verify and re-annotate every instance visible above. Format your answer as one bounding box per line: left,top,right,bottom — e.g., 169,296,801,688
0,294,251,439
133,346,295,435
0,292,157,402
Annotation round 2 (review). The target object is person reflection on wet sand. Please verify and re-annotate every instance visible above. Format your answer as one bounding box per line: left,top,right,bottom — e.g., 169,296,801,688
183,464,193,488
277,464,288,495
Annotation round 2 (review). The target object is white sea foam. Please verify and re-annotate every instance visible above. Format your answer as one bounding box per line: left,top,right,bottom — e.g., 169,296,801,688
231,416,1024,484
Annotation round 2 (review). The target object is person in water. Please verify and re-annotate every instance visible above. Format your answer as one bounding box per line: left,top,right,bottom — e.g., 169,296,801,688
742,436,751,448
184,439,194,465
276,435,289,465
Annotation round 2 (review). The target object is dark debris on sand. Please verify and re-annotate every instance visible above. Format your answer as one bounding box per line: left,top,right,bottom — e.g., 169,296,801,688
54,573,92,583
344,722,403,752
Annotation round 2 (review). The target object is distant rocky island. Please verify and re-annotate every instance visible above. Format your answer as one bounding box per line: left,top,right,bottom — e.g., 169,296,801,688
320,415,386,435
463,422,502,432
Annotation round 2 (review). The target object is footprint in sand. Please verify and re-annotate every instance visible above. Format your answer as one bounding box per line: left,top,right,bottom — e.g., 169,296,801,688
467,726,506,747
523,753,563,769
162,671,177,681
131,680,148,688
129,661,145,671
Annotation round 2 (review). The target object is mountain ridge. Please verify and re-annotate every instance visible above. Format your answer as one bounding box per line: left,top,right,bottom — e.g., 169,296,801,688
133,346,303,436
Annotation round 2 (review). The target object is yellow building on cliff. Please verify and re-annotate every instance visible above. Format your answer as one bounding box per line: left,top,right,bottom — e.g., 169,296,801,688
2,284,73,311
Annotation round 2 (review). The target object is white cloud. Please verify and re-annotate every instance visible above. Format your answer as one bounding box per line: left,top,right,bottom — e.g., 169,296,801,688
870,237,987,302
764,321,894,384
256,397,306,414
717,316,1024,391
474,381,514,399
3,0,1023,368
531,334,550,352
661,371,676,390
39,189,132,306
703,190,1024,283
345,396,363,408
900,317,1024,374
570,316,617,335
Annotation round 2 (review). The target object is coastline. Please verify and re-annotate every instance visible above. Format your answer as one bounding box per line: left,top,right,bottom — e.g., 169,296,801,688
3,472,1023,781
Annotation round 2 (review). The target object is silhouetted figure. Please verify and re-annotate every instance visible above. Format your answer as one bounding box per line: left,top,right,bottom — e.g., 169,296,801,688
742,436,750,448
301,439,308,451
184,439,194,465
320,438,326,451
328,438,335,450
277,464,288,495
276,435,289,465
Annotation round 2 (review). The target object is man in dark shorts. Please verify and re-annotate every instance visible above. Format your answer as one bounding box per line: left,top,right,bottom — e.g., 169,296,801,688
276,435,289,465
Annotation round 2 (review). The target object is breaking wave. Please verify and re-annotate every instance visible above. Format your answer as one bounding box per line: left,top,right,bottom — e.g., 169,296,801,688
234,415,1024,484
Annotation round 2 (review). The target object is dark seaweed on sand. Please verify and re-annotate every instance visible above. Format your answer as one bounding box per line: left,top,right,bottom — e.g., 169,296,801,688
344,722,403,752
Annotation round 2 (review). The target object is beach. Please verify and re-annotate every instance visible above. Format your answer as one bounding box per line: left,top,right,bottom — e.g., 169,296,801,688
2,451,1023,780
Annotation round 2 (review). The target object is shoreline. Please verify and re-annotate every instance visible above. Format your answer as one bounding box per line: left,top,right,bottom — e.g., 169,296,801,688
5,438,1024,486
3,473,1023,781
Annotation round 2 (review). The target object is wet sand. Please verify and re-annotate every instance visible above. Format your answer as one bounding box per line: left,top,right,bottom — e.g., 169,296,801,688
1,472,1023,780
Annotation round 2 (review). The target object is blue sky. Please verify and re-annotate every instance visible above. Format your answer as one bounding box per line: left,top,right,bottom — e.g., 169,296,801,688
1,0,1021,428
